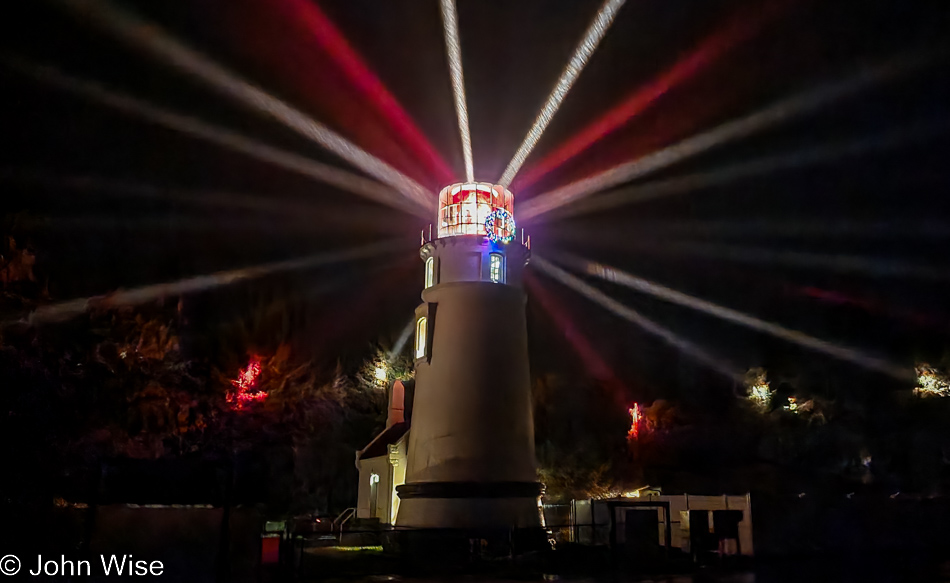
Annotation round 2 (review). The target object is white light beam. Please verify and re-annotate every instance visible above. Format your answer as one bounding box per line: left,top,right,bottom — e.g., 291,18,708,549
558,254,914,380
1,57,426,218
4,240,409,328
388,316,417,362
532,256,743,383
56,0,433,211
440,0,475,182
519,51,942,221
606,241,950,282
546,120,950,220
499,0,626,187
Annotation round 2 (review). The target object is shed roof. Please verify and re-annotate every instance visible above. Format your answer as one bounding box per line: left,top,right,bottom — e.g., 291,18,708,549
358,422,408,461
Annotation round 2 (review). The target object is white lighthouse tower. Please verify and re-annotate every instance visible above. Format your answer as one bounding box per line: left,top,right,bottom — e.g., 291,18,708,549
393,182,542,540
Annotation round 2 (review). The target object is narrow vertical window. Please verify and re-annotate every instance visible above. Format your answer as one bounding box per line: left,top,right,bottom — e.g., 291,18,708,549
415,317,427,359
489,253,504,283
425,257,435,288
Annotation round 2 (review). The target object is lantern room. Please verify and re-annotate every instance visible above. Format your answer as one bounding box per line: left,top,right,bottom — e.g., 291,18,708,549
438,182,515,240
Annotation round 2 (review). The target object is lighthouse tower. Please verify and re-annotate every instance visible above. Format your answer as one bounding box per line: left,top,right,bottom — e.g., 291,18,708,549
394,182,543,539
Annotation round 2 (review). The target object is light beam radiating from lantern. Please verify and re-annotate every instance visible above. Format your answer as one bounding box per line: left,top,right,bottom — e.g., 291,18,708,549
440,0,475,182
55,0,432,211
584,240,950,282
517,0,790,190
388,316,417,362
282,0,454,185
525,272,618,382
532,256,743,382
794,285,950,331
554,217,950,242
544,120,950,220
519,51,942,221
498,0,627,187
44,213,401,238
1,57,425,218
556,254,914,380
0,172,402,232
4,240,411,328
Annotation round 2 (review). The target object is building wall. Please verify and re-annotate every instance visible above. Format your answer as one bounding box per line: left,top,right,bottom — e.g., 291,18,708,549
586,494,754,556
356,456,390,521
420,235,527,288
397,234,539,530
356,435,408,525
388,436,408,525
406,282,536,484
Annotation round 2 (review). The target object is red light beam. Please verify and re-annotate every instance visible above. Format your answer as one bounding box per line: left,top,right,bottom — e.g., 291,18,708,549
1,57,426,218
558,253,914,380
284,0,454,185
545,120,950,220
525,271,618,383
516,0,792,191
532,255,743,383
55,0,433,211
519,51,941,222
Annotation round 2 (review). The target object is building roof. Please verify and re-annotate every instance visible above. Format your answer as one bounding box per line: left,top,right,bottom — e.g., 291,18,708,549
357,422,408,461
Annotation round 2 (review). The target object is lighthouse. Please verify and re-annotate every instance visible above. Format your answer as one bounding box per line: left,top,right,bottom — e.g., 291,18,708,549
355,182,543,549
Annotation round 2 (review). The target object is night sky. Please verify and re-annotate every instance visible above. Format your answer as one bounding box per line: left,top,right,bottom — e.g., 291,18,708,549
2,0,949,399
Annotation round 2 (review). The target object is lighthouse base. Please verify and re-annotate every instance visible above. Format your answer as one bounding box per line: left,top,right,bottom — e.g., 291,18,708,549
391,481,548,560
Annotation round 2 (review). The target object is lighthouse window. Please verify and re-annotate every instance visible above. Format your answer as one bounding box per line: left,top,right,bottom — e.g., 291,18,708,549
425,257,435,288
415,317,427,359
489,253,504,283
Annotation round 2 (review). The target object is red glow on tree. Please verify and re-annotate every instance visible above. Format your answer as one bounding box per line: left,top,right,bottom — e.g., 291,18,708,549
227,357,267,409
628,404,642,440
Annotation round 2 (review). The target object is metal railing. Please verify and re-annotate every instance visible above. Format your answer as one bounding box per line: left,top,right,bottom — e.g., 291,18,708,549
331,507,356,542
